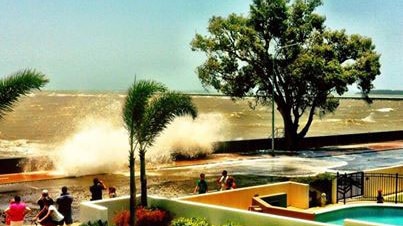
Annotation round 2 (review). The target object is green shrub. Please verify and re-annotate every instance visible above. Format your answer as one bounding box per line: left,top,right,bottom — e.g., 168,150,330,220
79,220,107,226
291,172,335,184
221,221,242,226
171,217,243,226
171,217,210,226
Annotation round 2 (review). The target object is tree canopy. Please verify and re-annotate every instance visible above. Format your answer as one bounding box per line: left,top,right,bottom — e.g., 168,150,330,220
191,0,381,150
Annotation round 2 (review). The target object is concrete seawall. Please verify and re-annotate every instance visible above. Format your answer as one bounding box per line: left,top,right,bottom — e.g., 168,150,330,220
1,130,402,174
0,156,53,175
214,130,403,153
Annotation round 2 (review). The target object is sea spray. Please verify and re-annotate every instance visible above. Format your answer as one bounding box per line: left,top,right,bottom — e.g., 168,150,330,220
52,117,128,176
51,113,227,175
147,113,228,163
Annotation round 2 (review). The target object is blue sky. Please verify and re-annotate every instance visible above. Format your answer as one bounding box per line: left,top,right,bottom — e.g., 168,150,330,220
0,0,402,92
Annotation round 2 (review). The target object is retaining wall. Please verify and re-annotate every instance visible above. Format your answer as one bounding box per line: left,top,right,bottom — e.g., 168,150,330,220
80,195,327,226
214,130,403,153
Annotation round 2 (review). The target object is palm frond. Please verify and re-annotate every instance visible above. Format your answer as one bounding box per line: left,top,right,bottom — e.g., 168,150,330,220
141,92,198,146
0,69,48,118
122,80,167,140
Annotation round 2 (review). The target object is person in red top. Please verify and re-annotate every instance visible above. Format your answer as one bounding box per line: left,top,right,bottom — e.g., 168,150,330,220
4,195,31,226
3,198,15,225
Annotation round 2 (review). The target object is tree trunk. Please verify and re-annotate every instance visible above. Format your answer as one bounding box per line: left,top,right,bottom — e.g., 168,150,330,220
129,150,136,226
281,112,300,151
140,150,148,207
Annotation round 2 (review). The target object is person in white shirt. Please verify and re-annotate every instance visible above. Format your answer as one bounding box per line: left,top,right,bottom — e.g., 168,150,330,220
33,197,64,226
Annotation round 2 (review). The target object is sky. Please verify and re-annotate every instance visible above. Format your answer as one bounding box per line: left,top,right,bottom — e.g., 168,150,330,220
0,0,402,92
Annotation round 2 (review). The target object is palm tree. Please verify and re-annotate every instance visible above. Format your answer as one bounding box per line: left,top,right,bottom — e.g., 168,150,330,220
122,80,197,226
0,69,48,118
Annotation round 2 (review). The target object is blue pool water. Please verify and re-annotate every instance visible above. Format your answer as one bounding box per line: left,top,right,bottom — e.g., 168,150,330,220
315,205,403,225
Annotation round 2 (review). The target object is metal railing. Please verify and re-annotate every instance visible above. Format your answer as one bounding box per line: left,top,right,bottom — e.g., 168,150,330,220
337,172,403,204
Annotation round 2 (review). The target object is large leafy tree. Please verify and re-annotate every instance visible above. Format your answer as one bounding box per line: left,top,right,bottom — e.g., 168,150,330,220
0,69,48,118
122,80,197,225
191,0,381,150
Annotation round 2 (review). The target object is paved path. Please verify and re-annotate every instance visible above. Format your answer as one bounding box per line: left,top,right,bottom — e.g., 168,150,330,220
0,171,63,185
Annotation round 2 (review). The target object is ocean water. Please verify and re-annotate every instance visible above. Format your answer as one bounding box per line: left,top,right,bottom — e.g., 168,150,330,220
0,91,402,175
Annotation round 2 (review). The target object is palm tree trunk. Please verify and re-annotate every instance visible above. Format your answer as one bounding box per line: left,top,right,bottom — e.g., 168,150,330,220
140,150,148,207
129,150,136,226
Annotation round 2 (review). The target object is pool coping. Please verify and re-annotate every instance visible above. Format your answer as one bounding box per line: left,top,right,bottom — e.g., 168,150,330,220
313,202,403,214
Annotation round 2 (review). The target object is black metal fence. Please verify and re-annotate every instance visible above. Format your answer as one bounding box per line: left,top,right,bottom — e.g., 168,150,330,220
337,172,403,204
337,172,364,204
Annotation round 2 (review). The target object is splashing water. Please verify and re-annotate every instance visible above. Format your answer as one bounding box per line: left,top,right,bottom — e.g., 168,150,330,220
147,113,228,163
52,117,128,176
51,113,227,176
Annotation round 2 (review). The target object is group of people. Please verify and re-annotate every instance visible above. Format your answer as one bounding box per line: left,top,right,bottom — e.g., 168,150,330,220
3,187,73,226
193,170,236,194
3,178,115,226
89,177,117,200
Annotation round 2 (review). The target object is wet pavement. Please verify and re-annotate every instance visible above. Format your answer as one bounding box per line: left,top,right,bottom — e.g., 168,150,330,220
0,141,402,223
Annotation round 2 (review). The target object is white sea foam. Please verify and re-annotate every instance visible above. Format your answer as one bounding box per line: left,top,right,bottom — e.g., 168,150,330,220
361,112,376,123
51,113,227,176
325,119,342,122
52,118,128,176
376,108,394,112
158,156,346,177
147,113,227,163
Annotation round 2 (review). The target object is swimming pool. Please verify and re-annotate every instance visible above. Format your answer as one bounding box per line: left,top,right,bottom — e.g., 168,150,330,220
315,204,403,225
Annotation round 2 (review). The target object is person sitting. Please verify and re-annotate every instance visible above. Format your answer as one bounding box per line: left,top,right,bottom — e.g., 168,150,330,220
33,197,64,226
377,189,384,203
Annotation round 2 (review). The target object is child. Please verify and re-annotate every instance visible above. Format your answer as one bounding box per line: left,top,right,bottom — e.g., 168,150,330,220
194,173,208,194
108,187,117,198
225,176,236,190
377,189,384,203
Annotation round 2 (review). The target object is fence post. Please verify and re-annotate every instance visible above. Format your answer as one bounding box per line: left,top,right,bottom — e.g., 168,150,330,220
395,173,399,204
343,173,346,204
336,172,339,203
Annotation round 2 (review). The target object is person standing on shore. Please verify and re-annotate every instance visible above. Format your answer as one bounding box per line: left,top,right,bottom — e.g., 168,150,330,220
37,190,54,220
37,190,54,212
193,173,208,194
89,178,106,201
4,195,31,226
56,186,73,226
217,170,228,191
4,198,15,225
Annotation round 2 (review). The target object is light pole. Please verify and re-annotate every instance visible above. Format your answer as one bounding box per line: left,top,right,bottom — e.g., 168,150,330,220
271,43,300,155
